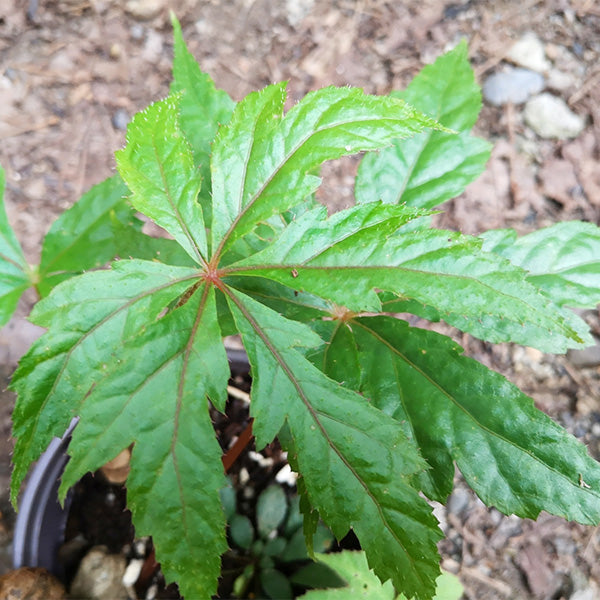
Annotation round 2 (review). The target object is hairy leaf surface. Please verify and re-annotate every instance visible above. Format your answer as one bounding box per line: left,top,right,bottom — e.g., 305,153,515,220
10,260,198,503
116,96,207,263
481,221,600,308
229,210,589,351
320,316,600,522
211,84,444,255
170,14,235,235
356,41,491,208
0,166,31,325
225,289,442,600
60,285,229,598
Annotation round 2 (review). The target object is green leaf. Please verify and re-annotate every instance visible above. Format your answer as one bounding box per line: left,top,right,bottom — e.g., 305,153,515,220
225,289,441,600
328,316,600,523
0,165,31,325
221,478,237,520
229,208,590,352
256,484,288,538
290,562,346,590
170,13,235,234
58,285,229,598
210,84,444,255
231,514,255,550
116,95,208,264
481,221,600,308
38,174,195,296
10,260,199,504
299,551,397,599
282,523,334,562
356,40,491,209
38,176,129,294
261,568,293,599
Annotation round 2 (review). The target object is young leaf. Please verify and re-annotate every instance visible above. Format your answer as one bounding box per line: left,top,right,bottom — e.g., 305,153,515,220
256,484,288,538
10,260,199,504
225,289,442,600
228,208,590,352
116,95,208,264
0,166,31,325
481,221,600,308
58,285,229,598
210,84,444,255
38,176,129,294
322,316,600,523
299,551,397,599
170,13,235,233
356,40,491,208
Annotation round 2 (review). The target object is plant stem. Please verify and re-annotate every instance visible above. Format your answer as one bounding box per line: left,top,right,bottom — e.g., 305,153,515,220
222,420,254,473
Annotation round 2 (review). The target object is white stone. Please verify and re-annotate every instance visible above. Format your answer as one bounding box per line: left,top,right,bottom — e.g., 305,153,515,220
483,67,545,106
124,0,165,20
507,32,551,73
547,69,576,91
524,93,585,139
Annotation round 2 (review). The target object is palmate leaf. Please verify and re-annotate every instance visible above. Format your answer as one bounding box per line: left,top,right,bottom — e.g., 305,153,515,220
227,205,591,352
170,13,235,233
481,221,600,308
37,174,193,297
59,285,229,598
355,40,491,209
317,316,600,523
225,289,442,600
0,166,31,325
10,260,198,503
116,95,208,264
210,83,445,255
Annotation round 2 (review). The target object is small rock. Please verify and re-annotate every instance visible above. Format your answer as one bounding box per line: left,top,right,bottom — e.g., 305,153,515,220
447,488,471,517
568,336,600,368
507,32,551,73
571,589,596,600
553,536,577,555
111,109,129,131
0,567,66,599
285,0,314,26
524,93,585,139
70,546,128,600
130,23,144,40
125,0,164,20
547,69,576,92
483,67,545,106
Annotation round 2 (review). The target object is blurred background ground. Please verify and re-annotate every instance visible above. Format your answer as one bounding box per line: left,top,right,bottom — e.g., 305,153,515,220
0,0,599,598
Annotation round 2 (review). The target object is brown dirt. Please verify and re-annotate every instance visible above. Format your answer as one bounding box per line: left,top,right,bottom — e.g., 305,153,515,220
1,0,599,598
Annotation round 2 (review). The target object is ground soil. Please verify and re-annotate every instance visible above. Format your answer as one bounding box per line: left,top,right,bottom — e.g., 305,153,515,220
1,0,599,598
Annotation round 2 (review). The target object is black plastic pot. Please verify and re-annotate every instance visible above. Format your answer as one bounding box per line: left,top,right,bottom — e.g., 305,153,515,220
12,348,250,578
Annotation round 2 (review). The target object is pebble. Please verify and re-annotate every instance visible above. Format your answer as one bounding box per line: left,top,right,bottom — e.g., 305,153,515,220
570,589,596,600
567,336,600,368
69,547,128,600
482,67,545,106
507,32,551,73
524,93,585,139
547,69,576,92
111,109,129,131
285,0,314,26
0,567,66,600
447,488,471,517
124,0,165,20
